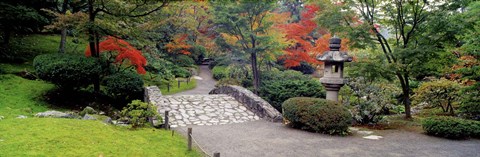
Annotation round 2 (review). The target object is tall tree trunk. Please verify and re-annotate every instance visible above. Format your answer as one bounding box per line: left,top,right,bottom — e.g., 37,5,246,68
58,0,69,53
59,29,67,53
251,52,259,94
88,0,100,93
403,89,412,118
401,73,412,118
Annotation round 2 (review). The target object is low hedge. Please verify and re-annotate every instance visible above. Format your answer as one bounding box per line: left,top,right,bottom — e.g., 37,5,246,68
282,97,352,135
422,116,480,139
33,53,101,89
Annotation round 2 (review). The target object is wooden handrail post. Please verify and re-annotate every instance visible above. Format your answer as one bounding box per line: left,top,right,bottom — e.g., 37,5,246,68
187,127,192,151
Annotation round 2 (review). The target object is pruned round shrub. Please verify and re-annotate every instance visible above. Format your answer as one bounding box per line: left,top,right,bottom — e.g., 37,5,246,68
259,70,325,112
103,71,144,102
212,66,228,80
33,53,101,89
422,116,480,139
282,97,352,135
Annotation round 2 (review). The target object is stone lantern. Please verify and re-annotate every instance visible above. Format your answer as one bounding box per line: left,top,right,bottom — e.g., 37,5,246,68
317,36,352,101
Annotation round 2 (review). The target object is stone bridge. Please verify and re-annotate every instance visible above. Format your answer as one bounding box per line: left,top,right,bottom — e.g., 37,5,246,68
145,85,282,128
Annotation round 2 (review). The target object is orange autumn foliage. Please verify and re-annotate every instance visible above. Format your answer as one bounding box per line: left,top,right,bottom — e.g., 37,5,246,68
449,55,479,85
165,34,192,55
85,36,147,74
279,5,349,68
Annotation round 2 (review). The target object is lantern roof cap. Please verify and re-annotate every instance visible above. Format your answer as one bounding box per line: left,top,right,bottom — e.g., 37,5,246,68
317,36,352,62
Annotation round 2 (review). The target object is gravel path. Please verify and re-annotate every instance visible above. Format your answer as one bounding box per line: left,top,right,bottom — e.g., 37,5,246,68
176,120,480,157
172,65,216,95
168,65,480,157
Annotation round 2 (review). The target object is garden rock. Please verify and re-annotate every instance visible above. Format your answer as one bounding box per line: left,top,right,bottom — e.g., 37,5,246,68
35,111,75,118
112,120,129,126
80,106,97,116
103,117,113,124
82,114,97,120
16,115,27,119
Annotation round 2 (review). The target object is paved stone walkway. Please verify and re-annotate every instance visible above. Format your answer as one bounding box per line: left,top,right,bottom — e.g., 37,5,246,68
156,95,260,128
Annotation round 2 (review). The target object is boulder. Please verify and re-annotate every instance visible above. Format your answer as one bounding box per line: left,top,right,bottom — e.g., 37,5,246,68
80,106,97,116
35,111,75,118
103,117,113,124
16,115,27,119
82,114,97,120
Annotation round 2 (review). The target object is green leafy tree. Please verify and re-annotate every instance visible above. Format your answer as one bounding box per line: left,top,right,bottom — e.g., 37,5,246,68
413,79,461,115
0,2,48,46
454,1,480,120
78,0,170,92
212,0,276,93
340,77,401,124
317,0,468,118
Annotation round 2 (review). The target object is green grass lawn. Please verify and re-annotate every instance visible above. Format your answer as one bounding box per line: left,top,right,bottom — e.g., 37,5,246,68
11,34,86,55
0,74,54,118
0,118,202,157
160,79,197,95
144,76,197,95
0,73,202,156
0,34,202,156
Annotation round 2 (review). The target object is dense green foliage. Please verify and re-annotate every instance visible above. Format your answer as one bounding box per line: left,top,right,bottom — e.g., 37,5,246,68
460,90,480,120
422,116,480,139
216,78,242,87
120,100,161,129
282,97,351,135
171,66,192,78
413,79,461,115
33,53,101,89
259,70,325,112
103,71,144,104
289,62,315,74
173,55,195,67
454,2,480,121
212,0,278,92
212,66,228,80
340,78,401,124
190,45,206,64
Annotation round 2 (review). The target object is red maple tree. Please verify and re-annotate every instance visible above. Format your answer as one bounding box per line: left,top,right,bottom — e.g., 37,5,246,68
278,5,349,68
85,36,147,74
